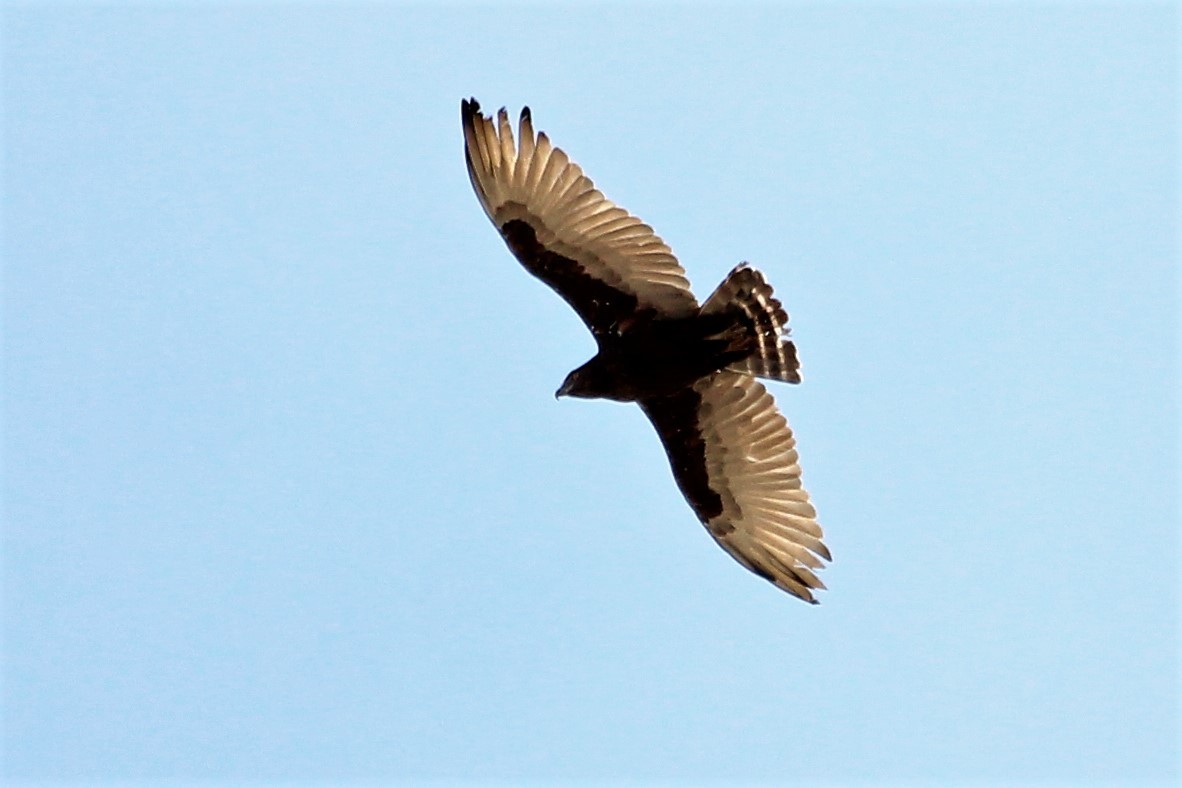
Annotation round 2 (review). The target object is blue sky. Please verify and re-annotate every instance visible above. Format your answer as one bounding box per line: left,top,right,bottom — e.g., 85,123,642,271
3,3,1177,784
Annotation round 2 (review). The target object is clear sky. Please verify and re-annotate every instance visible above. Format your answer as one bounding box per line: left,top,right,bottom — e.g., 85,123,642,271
3,3,1177,784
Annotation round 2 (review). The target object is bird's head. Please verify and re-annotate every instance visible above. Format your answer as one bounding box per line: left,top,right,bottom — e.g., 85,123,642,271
555,357,613,400
555,369,591,399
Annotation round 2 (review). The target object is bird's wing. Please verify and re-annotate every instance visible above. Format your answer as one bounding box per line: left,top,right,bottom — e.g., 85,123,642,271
462,98,698,336
639,371,829,603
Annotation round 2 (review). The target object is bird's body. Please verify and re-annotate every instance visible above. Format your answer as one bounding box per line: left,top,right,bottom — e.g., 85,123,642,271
559,310,749,402
462,98,830,602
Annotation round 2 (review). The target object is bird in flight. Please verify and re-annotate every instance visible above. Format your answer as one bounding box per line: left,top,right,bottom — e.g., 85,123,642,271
461,98,830,603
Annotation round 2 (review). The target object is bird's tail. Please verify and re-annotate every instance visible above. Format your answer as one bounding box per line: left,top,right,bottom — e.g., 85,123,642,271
702,264,801,384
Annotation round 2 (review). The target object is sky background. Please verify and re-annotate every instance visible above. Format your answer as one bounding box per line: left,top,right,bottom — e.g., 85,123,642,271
3,3,1178,785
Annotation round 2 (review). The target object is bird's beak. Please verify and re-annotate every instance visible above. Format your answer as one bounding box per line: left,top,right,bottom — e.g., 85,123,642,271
555,379,573,399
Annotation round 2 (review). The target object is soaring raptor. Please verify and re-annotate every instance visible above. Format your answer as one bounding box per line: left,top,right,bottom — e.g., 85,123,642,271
462,98,830,602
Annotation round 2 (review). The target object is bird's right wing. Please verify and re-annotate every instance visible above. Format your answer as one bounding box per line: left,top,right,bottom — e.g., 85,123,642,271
639,371,829,603
462,98,699,337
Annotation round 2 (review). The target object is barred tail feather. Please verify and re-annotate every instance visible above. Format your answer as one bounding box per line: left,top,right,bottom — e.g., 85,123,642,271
703,264,802,384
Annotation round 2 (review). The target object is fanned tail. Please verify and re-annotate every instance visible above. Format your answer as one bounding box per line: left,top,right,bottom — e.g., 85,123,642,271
702,264,801,384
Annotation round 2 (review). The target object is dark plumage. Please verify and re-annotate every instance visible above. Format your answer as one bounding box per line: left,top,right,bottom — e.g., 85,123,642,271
462,98,829,602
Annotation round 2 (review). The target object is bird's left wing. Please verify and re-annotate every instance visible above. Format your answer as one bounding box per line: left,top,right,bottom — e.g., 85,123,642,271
462,98,698,336
639,371,830,603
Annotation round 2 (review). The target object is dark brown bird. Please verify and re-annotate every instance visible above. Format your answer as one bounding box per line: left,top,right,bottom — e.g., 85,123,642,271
462,98,830,602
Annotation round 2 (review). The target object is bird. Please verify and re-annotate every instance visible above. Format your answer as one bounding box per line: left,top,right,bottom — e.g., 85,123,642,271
461,98,830,603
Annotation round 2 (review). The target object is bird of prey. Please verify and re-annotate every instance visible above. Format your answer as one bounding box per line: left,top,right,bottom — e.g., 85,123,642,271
461,98,830,603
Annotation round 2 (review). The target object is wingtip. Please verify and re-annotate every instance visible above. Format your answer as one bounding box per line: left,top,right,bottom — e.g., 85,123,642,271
461,97,482,125
462,99,533,130
792,581,822,605
785,581,823,605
